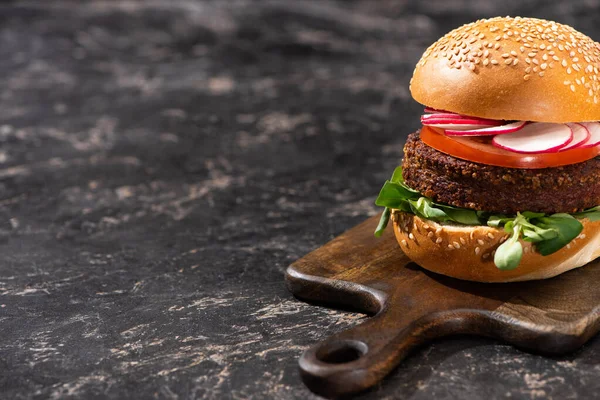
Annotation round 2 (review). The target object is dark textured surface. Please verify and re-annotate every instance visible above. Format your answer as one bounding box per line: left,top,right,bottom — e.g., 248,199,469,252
1,1,600,399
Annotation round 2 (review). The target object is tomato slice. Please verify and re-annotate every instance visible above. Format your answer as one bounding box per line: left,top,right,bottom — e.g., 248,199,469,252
420,126,600,169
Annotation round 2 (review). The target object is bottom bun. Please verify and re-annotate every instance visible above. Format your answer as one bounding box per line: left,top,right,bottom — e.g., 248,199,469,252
392,211,600,283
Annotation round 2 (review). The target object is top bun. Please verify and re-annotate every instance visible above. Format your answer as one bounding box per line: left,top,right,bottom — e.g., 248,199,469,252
410,17,600,123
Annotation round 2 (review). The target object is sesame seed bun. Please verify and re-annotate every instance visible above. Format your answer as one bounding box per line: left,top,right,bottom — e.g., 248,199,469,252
410,17,600,123
392,211,600,282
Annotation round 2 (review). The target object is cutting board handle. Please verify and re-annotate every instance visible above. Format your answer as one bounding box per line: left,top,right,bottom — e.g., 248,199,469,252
299,308,477,398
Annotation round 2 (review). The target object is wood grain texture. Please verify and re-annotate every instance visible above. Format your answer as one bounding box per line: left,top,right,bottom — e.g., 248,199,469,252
286,216,600,397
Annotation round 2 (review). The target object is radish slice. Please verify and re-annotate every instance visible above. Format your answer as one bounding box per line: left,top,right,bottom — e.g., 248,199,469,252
421,113,465,120
424,121,500,130
428,124,498,130
492,123,573,153
445,121,527,136
424,107,445,113
578,122,600,148
560,123,591,151
421,113,502,125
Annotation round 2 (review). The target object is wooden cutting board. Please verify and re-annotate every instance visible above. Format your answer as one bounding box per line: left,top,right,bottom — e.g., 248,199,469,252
285,215,600,398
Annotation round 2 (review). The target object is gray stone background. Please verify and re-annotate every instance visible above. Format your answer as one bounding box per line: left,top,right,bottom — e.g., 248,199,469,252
0,1,599,399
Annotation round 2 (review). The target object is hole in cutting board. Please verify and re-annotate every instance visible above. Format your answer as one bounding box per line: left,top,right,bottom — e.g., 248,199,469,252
316,340,368,364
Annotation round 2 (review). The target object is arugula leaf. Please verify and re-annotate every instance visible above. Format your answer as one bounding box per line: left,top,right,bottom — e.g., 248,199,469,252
533,214,583,256
374,207,391,237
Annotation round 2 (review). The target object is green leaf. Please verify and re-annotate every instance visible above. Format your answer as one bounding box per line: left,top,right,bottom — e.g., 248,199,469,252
494,224,523,270
440,206,481,225
374,207,391,237
574,206,600,222
521,211,546,219
375,181,420,208
487,215,512,228
494,239,523,270
409,197,449,221
390,166,404,183
534,215,583,256
504,220,515,233
522,226,557,242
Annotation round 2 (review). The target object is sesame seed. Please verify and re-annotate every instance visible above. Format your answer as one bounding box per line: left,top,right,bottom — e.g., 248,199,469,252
453,242,461,249
487,233,495,239
427,231,434,238
448,244,454,250
401,239,408,246
571,84,576,92
436,237,443,244
475,247,480,255
460,237,467,245
483,253,490,259
409,233,415,240
423,224,430,230
435,227,442,234
420,17,600,106
477,239,485,246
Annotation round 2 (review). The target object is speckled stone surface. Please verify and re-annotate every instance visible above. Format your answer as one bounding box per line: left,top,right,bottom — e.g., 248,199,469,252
1,1,600,399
